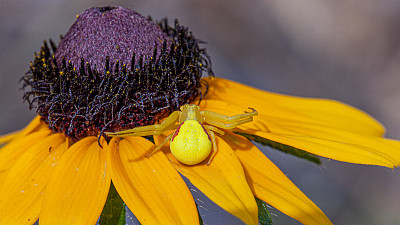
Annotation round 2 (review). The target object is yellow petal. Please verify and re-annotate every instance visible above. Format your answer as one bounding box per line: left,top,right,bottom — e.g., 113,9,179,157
0,130,52,188
107,136,199,225
0,130,19,144
0,134,66,225
245,128,398,168
0,116,45,144
155,135,258,225
224,132,333,225
255,118,400,165
203,77,385,137
201,99,400,168
40,137,111,225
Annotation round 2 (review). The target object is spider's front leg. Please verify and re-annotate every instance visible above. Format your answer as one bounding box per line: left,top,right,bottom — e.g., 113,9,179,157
201,108,257,130
105,111,180,137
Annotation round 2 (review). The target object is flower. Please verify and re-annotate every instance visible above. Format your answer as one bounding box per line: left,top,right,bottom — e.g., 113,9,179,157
1,5,400,225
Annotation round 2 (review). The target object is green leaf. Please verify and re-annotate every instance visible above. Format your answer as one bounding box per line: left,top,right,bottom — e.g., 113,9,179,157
195,202,204,225
144,135,154,144
117,205,127,225
236,132,321,165
99,182,126,225
256,197,273,225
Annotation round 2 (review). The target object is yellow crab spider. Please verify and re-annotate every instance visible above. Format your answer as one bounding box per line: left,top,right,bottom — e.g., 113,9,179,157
106,104,257,165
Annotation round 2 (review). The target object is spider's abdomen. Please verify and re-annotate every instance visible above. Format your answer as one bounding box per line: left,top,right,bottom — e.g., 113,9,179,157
170,120,212,165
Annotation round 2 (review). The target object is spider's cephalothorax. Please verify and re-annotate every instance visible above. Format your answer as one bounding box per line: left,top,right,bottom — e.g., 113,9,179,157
106,104,257,165
21,6,213,141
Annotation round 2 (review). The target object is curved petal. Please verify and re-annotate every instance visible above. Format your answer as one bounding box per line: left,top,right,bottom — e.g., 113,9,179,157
202,77,385,137
154,135,258,225
107,136,199,225
245,128,399,168
0,134,67,225
0,116,46,144
0,130,52,188
40,137,110,225
201,99,400,168
0,131,19,144
224,132,332,225
254,118,400,165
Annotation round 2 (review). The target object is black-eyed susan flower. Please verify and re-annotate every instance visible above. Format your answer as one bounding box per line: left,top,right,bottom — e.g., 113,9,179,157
1,5,400,225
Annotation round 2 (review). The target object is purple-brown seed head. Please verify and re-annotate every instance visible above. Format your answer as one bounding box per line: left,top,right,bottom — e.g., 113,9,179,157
22,6,213,141
55,6,170,73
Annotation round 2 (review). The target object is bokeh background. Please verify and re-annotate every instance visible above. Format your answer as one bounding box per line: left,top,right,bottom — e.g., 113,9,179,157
1,0,400,224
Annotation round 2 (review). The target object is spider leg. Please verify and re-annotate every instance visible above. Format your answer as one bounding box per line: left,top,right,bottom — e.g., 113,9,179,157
207,130,217,166
201,107,257,122
146,133,174,158
201,108,257,130
205,124,242,146
108,125,179,137
105,111,180,137
203,125,225,136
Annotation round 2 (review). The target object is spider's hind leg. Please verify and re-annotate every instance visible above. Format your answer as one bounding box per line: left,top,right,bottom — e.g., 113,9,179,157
206,130,217,166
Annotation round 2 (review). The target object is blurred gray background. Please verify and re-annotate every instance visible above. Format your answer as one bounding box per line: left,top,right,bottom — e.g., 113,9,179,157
1,0,400,224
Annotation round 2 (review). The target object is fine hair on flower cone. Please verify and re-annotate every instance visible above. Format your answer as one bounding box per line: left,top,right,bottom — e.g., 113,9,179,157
1,5,400,225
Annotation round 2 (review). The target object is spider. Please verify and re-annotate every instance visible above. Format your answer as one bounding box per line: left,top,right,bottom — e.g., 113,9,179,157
105,104,257,165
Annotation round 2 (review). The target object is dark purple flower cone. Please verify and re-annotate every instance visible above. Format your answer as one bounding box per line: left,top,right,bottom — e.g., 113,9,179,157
22,6,213,141
55,6,169,73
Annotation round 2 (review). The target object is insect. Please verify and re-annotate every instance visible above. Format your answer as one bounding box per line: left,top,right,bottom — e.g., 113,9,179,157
105,104,257,165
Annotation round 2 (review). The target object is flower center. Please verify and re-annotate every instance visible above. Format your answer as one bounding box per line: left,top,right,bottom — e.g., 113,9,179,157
97,6,117,13
54,6,169,74
22,6,213,141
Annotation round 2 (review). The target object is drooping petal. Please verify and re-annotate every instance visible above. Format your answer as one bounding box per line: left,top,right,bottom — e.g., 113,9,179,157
243,124,400,168
201,99,400,168
154,135,258,225
0,131,19,144
40,137,110,225
107,136,199,225
0,130,52,188
224,132,333,225
0,116,46,144
203,77,385,137
251,118,400,166
0,133,67,225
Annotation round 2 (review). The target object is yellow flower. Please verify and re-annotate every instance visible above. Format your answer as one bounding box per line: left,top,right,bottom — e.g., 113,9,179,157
1,77,400,225
1,5,400,225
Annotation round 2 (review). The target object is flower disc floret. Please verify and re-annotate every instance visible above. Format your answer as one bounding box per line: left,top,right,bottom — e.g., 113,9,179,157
21,6,213,141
